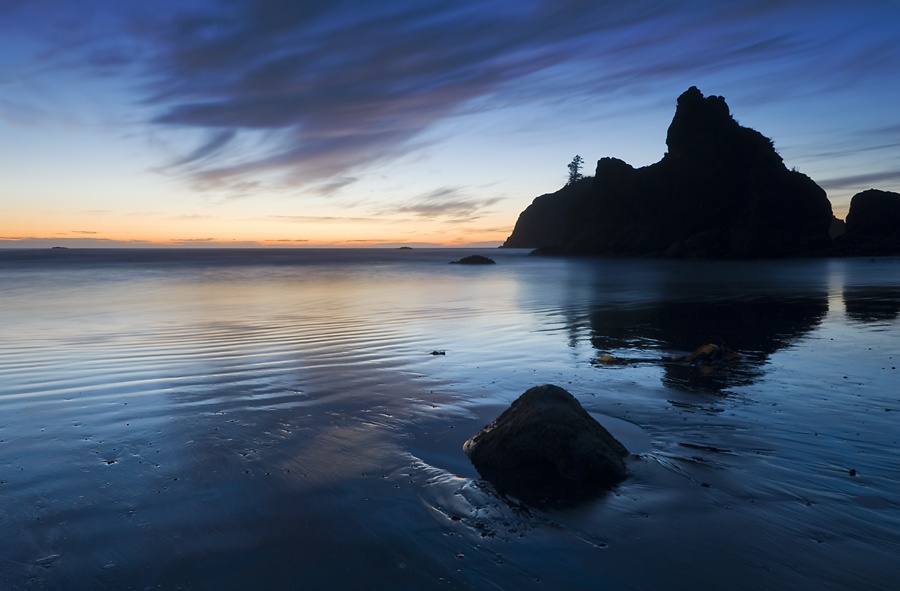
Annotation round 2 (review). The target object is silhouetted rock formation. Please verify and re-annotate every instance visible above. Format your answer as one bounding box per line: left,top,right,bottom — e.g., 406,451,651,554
510,87,835,258
500,177,593,248
833,189,900,255
464,384,628,506
829,216,846,239
450,255,496,265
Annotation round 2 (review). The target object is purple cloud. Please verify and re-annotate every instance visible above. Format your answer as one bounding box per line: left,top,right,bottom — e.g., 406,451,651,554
4,0,899,196
385,187,504,222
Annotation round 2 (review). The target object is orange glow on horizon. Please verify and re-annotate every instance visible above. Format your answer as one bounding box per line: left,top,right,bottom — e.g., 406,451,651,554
0,219,511,248
1,195,515,248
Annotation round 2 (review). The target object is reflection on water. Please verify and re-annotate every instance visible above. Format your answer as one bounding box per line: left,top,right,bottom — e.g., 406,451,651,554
589,296,829,392
1,250,899,590
844,286,900,323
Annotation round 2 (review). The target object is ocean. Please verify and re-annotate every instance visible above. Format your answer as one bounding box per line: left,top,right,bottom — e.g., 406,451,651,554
1,248,898,590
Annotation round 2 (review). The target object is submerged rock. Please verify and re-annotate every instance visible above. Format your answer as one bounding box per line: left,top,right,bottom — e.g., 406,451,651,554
463,384,629,506
450,255,496,265
673,342,742,364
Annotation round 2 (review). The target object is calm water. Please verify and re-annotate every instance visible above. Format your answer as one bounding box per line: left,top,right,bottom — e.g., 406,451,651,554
1,248,898,590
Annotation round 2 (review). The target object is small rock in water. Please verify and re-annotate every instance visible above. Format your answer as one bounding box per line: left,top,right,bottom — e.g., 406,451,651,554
673,342,742,364
449,255,496,265
464,384,629,507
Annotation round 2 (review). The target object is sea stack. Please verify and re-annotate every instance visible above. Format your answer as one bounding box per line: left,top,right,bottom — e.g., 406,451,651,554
834,189,900,255
505,87,834,258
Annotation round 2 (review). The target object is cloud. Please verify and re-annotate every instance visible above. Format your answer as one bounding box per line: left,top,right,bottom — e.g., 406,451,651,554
168,213,214,220
170,129,237,167
6,0,900,197
137,0,875,191
459,225,512,235
310,176,358,196
269,215,381,224
818,170,900,191
385,187,503,221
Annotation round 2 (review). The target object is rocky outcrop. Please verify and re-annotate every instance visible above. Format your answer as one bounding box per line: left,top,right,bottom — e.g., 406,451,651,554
514,87,835,258
833,189,900,255
500,177,593,248
829,216,847,239
450,254,496,265
464,384,629,506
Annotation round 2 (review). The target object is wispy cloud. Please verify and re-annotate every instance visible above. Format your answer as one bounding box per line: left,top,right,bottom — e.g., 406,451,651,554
819,171,900,191
4,0,899,200
169,129,236,167
168,213,214,220
269,215,380,224
385,187,503,222
127,0,899,192
310,176,358,196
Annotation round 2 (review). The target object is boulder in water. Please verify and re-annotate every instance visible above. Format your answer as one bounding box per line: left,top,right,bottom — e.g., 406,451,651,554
463,384,629,506
450,255,496,265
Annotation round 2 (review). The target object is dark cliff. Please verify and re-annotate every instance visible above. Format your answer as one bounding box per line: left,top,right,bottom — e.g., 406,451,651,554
508,87,836,258
833,189,900,255
500,177,593,248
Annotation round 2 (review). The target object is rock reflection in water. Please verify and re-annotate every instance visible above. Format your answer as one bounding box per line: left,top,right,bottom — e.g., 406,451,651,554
589,295,829,392
843,286,900,323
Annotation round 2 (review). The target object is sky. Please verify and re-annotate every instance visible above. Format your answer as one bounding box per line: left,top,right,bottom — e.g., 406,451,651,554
1,0,899,248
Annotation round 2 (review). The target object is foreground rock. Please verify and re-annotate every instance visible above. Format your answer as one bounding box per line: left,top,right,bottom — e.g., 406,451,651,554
510,87,834,258
464,384,629,506
450,255,496,265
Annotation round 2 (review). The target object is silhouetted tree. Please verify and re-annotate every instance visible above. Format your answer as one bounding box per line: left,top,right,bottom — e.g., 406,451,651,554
567,155,584,185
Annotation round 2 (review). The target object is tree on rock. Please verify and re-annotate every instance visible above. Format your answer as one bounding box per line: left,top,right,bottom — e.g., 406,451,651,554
567,155,584,185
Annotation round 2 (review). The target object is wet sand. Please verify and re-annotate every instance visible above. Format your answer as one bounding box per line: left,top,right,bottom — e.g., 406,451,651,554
1,249,899,589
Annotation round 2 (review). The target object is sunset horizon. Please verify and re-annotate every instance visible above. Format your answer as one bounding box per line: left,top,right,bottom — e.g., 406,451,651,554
3,2,898,248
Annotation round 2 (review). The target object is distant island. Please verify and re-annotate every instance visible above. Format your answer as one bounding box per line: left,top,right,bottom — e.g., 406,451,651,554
502,87,900,257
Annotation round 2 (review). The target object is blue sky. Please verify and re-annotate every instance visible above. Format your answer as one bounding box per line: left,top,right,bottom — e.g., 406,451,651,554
2,0,898,246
